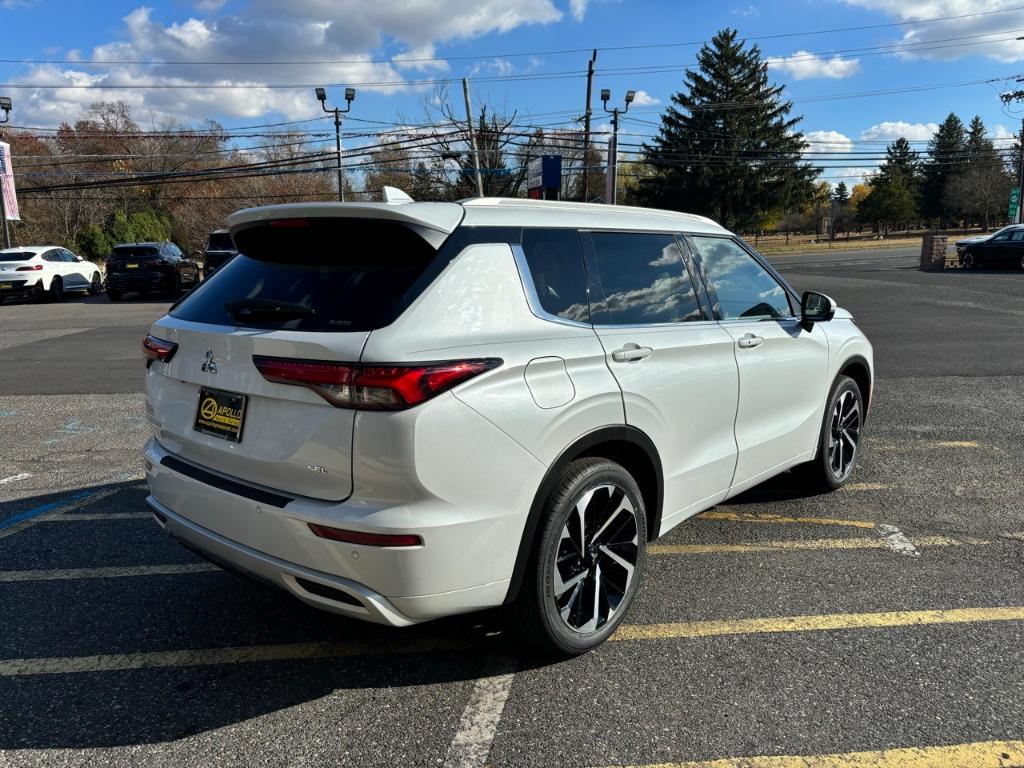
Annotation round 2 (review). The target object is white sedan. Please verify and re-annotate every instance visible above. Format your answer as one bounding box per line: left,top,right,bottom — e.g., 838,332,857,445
0,246,103,303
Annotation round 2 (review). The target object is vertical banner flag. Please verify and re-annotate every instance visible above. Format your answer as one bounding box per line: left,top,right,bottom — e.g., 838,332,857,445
0,141,20,221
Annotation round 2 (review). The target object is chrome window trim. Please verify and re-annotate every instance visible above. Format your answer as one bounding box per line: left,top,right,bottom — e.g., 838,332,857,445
509,242,593,329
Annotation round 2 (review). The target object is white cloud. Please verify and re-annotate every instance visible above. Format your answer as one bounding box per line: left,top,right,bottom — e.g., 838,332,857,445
466,57,516,77
804,129,855,153
767,50,861,79
569,0,589,21
860,121,938,142
631,90,660,106
843,0,1024,62
991,123,1016,140
7,0,565,126
732,4,760,17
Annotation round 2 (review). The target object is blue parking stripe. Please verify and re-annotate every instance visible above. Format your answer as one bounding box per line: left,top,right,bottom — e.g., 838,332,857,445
0,489,97,531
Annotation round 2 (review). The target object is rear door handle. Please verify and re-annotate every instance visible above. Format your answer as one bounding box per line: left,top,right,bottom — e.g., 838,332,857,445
737,333,764,349
611,343,653,362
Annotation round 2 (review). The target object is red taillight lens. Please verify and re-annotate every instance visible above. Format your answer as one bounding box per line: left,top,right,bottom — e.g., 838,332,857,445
252,356,501,410
15,264,43,271
143,334,178,364
308,523,422,547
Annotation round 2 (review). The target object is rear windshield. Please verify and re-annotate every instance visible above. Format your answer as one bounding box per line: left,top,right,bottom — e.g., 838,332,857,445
171,218,441,332
0,252,33,262
206,232,234,251
112,246,160,260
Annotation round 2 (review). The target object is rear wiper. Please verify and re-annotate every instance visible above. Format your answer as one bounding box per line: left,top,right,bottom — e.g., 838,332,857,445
225,299,314,323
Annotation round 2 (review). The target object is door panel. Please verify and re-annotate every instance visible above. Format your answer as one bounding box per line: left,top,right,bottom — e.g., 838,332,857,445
720,319,829,490
584,231,739,526
687,235,830,492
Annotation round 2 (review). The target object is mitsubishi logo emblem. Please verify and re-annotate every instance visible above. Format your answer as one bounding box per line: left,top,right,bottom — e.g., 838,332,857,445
201,349,218,374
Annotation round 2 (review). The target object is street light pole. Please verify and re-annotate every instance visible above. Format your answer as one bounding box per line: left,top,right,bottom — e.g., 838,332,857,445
601,88,635,205
0,96,12,250
315,87,355,202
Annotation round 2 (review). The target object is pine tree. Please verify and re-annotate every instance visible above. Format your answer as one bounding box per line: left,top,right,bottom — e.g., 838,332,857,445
922,113,966,225
858,139,921,234
832,181,850,205
639,28,817,230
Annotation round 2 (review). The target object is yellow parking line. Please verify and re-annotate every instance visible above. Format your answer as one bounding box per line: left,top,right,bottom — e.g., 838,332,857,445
608,739,1024,768
840,482,892,491
648,535,966,556
698,510,876,529
5,605,1024,677
611,606,1024,643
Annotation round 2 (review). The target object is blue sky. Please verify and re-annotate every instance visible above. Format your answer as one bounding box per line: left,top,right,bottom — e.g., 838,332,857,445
2,0,1023,186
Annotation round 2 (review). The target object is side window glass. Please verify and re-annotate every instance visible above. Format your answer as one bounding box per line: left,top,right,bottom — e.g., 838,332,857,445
42,250,58,262
1012,231,1024,241
589,232,702,325
62,250,76,262
521,228,590,323
689,236,793,320
993,233,1011,242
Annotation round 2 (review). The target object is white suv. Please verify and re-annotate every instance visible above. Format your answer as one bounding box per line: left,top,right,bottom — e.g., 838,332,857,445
143,198,873,654
0,246,103,302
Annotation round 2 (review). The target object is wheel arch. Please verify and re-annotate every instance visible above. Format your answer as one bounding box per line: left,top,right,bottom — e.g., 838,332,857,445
503,425,663,605
838,354,872,417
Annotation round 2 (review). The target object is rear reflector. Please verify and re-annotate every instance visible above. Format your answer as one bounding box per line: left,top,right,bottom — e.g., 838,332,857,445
308,523,422,548
143,334,178,364
252,356,501,410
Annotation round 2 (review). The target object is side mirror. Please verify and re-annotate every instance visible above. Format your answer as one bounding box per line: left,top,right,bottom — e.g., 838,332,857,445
75,255,84,262
801,291,836,331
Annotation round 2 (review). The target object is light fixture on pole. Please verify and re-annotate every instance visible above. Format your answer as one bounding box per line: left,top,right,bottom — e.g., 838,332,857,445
601,88,634,205
315,87,355,202
0,95,12,249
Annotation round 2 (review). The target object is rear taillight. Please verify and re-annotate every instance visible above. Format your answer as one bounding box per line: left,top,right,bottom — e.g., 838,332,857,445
15,264,43,271
143,335,178,364
252,356,501,410
308,523,422,547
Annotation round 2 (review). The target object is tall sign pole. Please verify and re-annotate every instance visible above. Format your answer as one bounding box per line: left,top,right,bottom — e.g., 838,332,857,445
0,141,18,251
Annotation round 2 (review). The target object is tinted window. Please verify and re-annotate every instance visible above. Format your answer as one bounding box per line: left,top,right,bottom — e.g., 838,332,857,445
171,218,440,332
1012,231,1024,242
521,228,589,323
689,236,792,320
0,252,33,262
993,233,1011,242
42,250,60,262
112,246,160,260
61,250,77,262
589,232,702,325
207,232,235,251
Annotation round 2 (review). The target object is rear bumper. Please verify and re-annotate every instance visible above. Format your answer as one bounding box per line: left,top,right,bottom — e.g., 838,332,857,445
0,278,42,299
107,272,170,292
143,436,531,625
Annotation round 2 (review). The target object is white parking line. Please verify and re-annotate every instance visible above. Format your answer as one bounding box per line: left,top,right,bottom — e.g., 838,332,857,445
0,472,32,486
0,563,219,583
444,658,518,768
875,524,920,557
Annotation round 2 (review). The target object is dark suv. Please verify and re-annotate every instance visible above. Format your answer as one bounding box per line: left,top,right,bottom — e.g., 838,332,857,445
105,242,201,301
203,230,238,276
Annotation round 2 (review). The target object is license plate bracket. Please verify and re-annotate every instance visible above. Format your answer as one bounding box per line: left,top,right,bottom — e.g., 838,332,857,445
194,387,247,443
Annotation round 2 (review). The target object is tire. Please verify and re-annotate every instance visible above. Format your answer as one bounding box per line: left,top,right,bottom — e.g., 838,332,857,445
165,272,182,298
107,288,122,302
506,458,647,656
46,277,64,303
962,251,978,269
800,375,864,492
89,272,103,295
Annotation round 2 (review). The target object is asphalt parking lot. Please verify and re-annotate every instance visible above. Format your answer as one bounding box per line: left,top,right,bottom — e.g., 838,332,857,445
2,244,1024,767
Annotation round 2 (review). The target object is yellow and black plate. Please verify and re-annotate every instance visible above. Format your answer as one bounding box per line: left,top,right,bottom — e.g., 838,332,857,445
194,386,247,443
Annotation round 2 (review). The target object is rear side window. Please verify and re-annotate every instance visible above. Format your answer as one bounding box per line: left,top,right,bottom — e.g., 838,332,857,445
689,236,792,320
588,232,703,325
171,218,440,332
0,252,33,262
207,232,234,251
521,228,589,323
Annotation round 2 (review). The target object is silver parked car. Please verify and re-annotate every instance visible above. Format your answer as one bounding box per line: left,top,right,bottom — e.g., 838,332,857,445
142,198,873,654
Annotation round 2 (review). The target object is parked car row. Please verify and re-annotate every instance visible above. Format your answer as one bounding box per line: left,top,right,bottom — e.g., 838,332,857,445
0,230,239,304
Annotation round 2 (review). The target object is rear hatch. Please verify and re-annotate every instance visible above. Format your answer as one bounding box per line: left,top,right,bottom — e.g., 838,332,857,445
108,245,161,274
0,252,36,285
147,207,462,502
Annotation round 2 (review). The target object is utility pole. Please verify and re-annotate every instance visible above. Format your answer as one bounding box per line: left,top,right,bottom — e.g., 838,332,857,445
0,96,11,250
1017,118,1024,224
582,49,597,202
462,78,485,198
601,88,635,205
315,86,355,202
